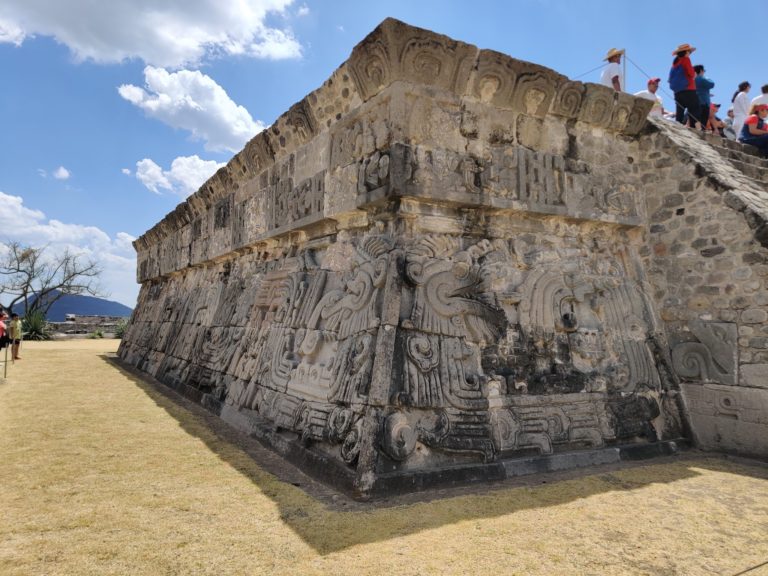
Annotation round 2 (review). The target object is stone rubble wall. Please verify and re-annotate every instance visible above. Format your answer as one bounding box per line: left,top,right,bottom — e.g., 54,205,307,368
638,118,768,456
120,19,768,496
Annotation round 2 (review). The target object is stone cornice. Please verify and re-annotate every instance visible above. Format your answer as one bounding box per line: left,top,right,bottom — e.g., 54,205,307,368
134,17,653,251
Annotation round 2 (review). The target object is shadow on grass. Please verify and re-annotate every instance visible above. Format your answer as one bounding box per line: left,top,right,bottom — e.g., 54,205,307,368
99,354,768,555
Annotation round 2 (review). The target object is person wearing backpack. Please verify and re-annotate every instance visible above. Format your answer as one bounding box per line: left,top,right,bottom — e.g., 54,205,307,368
668,43,699,126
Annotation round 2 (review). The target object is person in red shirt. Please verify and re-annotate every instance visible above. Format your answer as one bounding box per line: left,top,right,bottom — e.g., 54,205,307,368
0,307,7,341
738,103,768,155
668,43,700,126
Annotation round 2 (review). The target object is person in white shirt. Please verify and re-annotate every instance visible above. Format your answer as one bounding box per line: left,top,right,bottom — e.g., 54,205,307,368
634,77,665,117
600,48,624,92
731,81,752,137
750,84,768,109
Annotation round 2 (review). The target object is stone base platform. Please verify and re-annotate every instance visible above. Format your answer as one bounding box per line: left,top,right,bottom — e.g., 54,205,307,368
113,355,686,500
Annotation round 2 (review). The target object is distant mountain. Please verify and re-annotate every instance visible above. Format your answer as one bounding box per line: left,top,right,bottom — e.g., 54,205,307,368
14,292,133,321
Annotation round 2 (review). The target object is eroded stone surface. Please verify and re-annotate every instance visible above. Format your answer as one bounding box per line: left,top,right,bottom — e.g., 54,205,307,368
120,19,768,496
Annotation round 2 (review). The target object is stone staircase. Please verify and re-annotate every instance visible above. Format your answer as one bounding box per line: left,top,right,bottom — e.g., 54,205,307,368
699,132,768,187
649,117,768,249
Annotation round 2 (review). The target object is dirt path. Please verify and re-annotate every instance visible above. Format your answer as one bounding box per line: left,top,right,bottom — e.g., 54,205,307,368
1,340,768,575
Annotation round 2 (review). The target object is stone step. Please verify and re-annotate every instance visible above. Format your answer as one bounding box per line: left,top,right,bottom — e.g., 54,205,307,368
709,144,768,169
728,158,768,183
701,131,763,158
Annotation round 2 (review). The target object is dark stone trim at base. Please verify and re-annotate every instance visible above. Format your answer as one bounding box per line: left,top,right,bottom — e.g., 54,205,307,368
111,356,688,500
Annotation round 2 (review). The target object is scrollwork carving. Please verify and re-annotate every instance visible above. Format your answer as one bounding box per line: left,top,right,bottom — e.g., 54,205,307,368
381,412,417,461
551,81,585,118
348,27,392,101
671,321,737,385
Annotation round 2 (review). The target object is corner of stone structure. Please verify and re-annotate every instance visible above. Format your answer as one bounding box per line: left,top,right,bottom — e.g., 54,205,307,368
120,19,768,499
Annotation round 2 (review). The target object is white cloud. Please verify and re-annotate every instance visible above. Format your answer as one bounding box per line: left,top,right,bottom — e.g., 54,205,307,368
135,159,171,195
0,17,24,45
36,169,47,179
121,168,131,175
53,166,70,180
119,66,263,152
136,155,225,198
0,0,301,67
0,191,138,307
296,4,309,17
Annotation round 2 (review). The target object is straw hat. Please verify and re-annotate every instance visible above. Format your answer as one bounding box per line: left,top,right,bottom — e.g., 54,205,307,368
672,43,696,55
604,48,625,61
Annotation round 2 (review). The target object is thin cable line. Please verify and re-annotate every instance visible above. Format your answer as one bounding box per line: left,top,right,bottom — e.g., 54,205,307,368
572,62,607,80
626,55,674,102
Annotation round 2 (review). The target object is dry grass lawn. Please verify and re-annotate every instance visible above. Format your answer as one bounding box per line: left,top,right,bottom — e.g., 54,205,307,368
1,340,768,575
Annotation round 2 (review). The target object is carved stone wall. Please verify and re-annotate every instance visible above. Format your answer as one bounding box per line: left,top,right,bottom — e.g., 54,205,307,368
120,19,768,496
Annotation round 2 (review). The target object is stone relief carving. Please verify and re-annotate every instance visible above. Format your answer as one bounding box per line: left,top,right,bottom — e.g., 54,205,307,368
671,321,738,385
550,81,586,119
242,133,275,178
266,159,325,232
267,99,318,155
609,92,635,132
348,26,392,101
513,70,558,118
119,20,705,496
472,50,520,107
490,395,615,455
579,84,615,127
389,143,639,221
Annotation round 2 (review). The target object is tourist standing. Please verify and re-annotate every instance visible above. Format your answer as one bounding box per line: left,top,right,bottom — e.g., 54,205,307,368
668,43,699,126
635,77,665,117
8,313,22,361
600,48,624,92
694,65,714,130
739,103,768,155
732,81,752,138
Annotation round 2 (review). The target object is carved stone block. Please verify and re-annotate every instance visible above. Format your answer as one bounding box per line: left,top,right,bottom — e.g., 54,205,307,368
671,321,738,385
579,83,615,127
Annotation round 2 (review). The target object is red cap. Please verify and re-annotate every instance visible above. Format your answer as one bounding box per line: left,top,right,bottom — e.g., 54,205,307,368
648,77,661,84
756,104,768,112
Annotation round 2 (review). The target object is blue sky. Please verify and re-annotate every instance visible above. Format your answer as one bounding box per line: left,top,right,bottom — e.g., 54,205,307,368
0,0,754,307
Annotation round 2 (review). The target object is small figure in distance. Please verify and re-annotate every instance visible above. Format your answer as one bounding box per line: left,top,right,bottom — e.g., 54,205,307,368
0,307,10,356
634,77,666,118
750,84,768,110
723,108,738,140
9,313,22,361
731,81,751,137
738,103,768,156
668,43,700,127
600,48,624,92
694,65,715,130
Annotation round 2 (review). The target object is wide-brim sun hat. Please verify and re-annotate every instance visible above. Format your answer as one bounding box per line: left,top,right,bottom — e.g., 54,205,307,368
604,48,625,61
672,43,696,55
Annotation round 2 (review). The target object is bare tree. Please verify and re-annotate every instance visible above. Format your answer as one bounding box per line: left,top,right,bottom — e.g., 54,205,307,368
0,241,103,316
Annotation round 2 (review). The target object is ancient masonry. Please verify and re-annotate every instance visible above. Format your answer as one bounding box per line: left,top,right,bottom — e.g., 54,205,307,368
119,19,768,498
